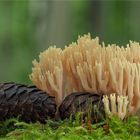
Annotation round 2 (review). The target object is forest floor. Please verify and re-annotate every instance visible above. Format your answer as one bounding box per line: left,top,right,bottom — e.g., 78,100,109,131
0,114,140,140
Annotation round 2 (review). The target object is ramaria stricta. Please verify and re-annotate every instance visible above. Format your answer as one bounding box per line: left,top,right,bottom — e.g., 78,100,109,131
30,34,140,120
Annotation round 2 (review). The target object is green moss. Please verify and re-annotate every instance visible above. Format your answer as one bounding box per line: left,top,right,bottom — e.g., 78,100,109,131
0,115,140,140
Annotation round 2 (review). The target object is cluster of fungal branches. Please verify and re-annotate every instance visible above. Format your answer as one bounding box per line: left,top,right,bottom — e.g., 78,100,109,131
30,34,140,118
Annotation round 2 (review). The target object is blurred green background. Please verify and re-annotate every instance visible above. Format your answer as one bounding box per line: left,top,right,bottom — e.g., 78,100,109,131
0,0,140,84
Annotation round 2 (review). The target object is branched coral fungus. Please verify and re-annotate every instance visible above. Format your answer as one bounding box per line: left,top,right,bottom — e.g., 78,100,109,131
30,47,64,104
102,94,129,119
30,34,140,118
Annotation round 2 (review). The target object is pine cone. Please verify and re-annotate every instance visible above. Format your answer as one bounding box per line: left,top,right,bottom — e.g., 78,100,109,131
0,82,56,123
59,92,105,123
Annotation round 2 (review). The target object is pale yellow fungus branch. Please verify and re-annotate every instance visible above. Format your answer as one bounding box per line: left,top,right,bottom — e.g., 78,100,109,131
103,94,129,120
30,47,64,105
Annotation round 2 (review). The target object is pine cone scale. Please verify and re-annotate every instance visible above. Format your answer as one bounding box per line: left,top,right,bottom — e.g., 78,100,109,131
59,92,105,123
0,83,57,123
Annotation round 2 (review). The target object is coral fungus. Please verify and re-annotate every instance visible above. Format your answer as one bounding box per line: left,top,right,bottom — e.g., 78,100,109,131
30,34,140,118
